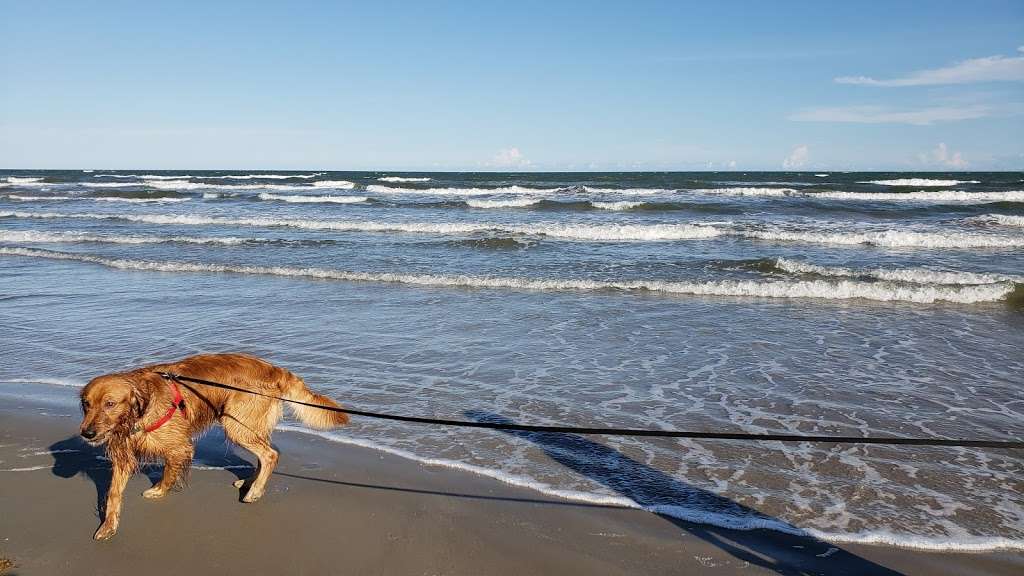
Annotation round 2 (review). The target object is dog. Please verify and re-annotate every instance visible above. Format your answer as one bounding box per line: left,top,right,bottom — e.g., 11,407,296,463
78,353,349,540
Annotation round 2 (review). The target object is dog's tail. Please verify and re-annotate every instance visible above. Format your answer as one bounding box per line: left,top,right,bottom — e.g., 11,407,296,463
279,372,350,429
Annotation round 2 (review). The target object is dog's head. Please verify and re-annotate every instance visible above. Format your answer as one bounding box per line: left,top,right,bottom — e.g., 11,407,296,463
79,373,148,446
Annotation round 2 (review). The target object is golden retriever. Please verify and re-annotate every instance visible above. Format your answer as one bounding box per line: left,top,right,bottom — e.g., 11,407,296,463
78,353,348,540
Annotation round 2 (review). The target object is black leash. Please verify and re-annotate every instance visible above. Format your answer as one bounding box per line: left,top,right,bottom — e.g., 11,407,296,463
156,372,1024,449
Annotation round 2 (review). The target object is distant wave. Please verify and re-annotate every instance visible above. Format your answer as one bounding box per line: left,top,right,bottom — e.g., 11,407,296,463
210,173,323,180
695,187,796,197
0,230,249,245
592,201,646,210
257,193,368,204
82,182,144,188
367,185,559,196
741,228,1024,249
4,194,189,204
694,187,1024,203
465,198,542,208
94,196,190,204
965,214,1024,227
1,247,1014,304
94,173,323,180
378,176,432,183
5,195,75,201
5,211,1023,248
772,258,1023,285
6,176,45,184
311,180,357,189
861,179,980,187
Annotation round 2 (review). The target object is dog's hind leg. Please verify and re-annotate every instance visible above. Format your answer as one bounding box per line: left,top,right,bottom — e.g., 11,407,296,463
143,441,193,499
221,408,280,503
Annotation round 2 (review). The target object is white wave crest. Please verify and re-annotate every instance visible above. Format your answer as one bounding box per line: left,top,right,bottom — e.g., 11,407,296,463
465,198,542,209
862,179,980,187
6,210,1024,248
965,214,1024,227
691,187,1023,203
367,185,558,197
95,174,191,180
592,201,645,210
311,180,356,189
5,195,74,201
0,230,248,245
6,177,45,184
774,258,1022,285
741,228,1024,249
378,176,432,182
211,173,323,180
0,247,1014,304
257,193,367,204
81,182,145,188
93,196,191,204
695,187,796,197
811,190,1024,202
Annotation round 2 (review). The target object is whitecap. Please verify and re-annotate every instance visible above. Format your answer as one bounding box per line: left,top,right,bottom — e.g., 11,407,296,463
861,179,979,187
257,193,367,204
465,198,542,208
378,176,432,183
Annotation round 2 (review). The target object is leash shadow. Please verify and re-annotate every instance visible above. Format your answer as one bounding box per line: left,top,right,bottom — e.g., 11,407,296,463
464,410,903,576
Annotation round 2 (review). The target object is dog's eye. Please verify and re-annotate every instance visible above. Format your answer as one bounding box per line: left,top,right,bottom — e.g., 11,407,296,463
104,400,117,408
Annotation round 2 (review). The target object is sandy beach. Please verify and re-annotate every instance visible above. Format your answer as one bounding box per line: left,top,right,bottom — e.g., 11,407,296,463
0,387,1020,576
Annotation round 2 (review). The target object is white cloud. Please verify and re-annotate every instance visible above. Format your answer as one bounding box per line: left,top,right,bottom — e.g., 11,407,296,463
782,145,809,169
917,143,968,168
489,147,531,169
835,50,1024,86
789,104,990,125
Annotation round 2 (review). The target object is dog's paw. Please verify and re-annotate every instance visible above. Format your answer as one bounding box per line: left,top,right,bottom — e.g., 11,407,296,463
241,489,263,503
142,486,167,499
93,521,118,541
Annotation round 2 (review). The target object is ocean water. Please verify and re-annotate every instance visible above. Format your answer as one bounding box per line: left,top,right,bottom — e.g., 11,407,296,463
1,169,1022,551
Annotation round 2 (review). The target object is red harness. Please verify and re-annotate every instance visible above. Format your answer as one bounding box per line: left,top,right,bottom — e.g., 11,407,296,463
143,378,186,433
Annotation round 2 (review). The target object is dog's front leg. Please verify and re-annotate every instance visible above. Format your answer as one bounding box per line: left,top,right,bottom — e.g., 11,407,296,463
95,454,134,540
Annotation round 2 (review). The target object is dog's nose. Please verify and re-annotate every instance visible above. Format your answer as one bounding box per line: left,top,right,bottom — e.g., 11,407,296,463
81,429,97,439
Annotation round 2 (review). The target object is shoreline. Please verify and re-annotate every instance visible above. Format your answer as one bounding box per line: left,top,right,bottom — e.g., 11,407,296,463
1,384,1022,575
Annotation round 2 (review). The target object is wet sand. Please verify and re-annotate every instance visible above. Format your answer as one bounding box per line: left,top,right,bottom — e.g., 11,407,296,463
0,394,1020,576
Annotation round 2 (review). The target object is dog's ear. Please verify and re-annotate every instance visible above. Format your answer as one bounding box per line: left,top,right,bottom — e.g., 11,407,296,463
126,371,161,420
130,387,148,419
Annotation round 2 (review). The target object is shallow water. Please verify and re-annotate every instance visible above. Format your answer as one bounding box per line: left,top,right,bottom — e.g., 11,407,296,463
1,169,1022,550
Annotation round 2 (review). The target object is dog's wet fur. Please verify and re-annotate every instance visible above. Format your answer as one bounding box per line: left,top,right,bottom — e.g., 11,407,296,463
78,353,348,540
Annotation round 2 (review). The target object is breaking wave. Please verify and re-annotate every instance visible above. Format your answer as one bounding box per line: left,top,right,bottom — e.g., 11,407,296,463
367,185,559,196
0,230,249,245
0,247,1014,304
465,198,542,208
861,179,980,187
695,187,1024,203
378,176,432,182
965,214,1024,227
257,193,368,204
772,258,1023,285
5,211,1023,247
311,180,357,189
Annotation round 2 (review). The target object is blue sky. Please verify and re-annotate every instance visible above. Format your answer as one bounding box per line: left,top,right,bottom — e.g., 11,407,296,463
1,1,1022,171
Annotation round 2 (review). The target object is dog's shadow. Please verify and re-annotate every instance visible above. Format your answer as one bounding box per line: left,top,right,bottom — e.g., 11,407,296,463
49,428,254,518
